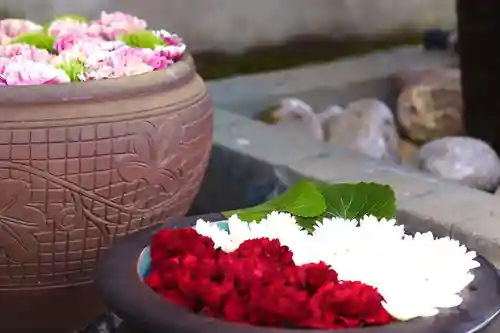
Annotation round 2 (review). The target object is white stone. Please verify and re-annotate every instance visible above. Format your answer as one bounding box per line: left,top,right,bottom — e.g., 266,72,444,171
326,99,400,162
418,137,500,191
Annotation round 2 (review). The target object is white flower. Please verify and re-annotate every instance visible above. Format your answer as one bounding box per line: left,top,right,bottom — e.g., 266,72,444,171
193,212,479,322
312,216,479,321
195,212,307,254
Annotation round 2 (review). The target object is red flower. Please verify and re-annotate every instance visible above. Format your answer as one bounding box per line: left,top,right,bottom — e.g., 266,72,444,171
145,227,395,329
233,238,294,266
150,228,214,263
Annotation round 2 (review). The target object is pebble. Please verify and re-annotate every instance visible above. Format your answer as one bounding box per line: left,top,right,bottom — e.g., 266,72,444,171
268,98,343,142
326,99,399,162
418,137,500,191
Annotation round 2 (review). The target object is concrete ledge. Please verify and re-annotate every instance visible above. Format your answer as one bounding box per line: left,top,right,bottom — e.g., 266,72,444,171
213,109,500,267
208,46,457,117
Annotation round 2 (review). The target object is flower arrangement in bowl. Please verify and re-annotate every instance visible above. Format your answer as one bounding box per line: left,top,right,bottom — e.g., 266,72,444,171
0,12,186,84
96,180,500,332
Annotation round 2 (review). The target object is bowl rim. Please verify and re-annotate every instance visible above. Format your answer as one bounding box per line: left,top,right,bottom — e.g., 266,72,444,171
0,53,195,105
96,213,500,333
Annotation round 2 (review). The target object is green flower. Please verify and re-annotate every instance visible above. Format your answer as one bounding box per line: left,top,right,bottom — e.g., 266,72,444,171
57,61,86,82
52,14,89,23
10,32,55,52
119,30,166,49
43,14,89,32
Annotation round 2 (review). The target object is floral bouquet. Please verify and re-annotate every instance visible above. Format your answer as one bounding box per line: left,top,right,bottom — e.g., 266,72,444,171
142,180,480,329
0,12,186,85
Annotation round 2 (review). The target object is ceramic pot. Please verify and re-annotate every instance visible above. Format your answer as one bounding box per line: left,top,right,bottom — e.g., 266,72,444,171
0,55,213,332
96,213,500,333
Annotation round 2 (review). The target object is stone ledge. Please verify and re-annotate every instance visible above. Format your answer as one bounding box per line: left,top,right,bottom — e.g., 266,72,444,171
208,46,457,111
214,109,500,266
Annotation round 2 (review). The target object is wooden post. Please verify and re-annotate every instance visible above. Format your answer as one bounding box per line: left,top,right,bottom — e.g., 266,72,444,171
457,0,500,154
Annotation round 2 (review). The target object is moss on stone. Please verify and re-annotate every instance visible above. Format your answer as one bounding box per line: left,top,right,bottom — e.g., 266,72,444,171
193,33,422,80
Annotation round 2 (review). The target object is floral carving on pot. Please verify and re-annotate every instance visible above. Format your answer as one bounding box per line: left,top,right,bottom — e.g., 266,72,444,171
119,120,184,205
0,179,47,263
53,192,117,243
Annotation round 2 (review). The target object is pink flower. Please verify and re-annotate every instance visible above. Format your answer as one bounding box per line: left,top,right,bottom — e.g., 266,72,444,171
155,45,185,62
53,35,125,64
0,59,70,86
153,30,185,47
81,46,173,80
47,19,101,38
152,30,186,62
89,11,147,40
0,19,42,38
0,44,53,63
148,52,173,70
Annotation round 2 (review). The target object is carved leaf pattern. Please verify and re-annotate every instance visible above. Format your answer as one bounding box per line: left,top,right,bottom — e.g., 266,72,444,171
0,179,47,263
118,119,184,195
53,192,84,232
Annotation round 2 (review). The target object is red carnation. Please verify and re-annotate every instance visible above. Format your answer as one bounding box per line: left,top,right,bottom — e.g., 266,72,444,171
145,227,395,329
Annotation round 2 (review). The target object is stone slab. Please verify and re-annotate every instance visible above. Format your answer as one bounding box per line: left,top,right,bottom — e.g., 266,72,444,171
212,109,500,267
207,46,457,118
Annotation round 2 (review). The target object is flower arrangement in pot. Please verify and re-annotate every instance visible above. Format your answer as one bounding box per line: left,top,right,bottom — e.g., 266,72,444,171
0,12,212,333
97,180,500,332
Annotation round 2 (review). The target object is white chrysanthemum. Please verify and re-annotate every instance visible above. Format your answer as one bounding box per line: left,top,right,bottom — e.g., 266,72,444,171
194,219,233,252
312,216,479,321
194,212,479,322
195,212,308,253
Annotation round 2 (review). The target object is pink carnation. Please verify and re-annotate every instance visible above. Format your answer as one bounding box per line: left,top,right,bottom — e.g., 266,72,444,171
53,35,125,64
89,11,147,40
82,46,172,80
0,44,53,63
47,19,101,38
153,30,186,61
0,19,43,38
0,59,70,86
155,45,185,62
153,30,185,47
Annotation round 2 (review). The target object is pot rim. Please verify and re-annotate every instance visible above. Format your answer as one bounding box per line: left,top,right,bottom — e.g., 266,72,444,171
0,54,195,105
96,213,500,333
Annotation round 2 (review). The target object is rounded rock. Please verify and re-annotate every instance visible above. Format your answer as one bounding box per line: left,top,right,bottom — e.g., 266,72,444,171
326,99,399,163
418,137,500,191
397,69,463,143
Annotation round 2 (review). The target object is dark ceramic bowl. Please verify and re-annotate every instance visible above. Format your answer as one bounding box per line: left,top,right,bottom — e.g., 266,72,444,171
96,214,500,333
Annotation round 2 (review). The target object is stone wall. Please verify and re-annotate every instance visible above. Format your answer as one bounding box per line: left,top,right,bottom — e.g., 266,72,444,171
4,0,455,52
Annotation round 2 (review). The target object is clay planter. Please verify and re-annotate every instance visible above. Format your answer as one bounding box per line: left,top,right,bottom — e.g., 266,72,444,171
0,55,213,332
96,214,500,333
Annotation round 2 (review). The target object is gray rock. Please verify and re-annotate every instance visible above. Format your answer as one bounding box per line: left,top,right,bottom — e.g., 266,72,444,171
397,69,463,144
418,137,500,191
326,99,399,162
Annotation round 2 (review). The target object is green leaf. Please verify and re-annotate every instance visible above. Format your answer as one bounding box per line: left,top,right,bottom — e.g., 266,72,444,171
56,61,85,82
10,32,55,52
316,182,396,220
119,30,166,49
222,179,326,222
295,216,320,231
